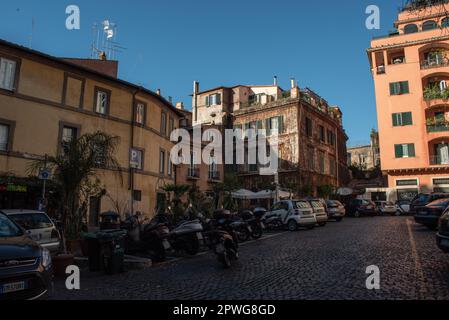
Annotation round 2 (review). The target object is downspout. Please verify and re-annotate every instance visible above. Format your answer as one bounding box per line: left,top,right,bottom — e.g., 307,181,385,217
130,89,138,216
335,127,340,188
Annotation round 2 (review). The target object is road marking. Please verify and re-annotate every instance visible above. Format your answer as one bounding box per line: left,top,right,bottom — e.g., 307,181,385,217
406,218,428,299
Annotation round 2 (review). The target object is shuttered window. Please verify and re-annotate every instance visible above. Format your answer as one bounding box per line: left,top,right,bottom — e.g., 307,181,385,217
392,112,413,126
390,81,409,95
0,58,16,91
395,144,415,158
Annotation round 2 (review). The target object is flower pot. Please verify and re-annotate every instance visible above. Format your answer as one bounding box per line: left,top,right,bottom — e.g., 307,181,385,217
52,254,75,277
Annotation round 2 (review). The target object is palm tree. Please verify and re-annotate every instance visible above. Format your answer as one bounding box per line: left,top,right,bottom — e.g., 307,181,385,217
29,131,121,248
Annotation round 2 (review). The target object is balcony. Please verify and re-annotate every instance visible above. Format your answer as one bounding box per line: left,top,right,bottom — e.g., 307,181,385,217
423,86,449,102
421,57,449,70
427,120,449,133
208,171,220,181
187,167,200,179
430,155,449,166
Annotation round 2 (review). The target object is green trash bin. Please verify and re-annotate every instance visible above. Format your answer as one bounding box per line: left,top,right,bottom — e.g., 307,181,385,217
83,230,126,274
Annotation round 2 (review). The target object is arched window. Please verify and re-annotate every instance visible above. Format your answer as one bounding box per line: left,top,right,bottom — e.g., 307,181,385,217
404,24,419,34
442,17,449,28
423,20,438,31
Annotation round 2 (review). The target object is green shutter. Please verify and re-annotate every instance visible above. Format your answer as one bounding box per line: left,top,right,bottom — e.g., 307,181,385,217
395,144,403,158
278,116,284,133
401,81,409,94
266,119,271,136
392,113,399,126
390,83,396,95
216,94,222,105
205,95,209,107
257,120,263,130
408,144,415,157
403,112,413,125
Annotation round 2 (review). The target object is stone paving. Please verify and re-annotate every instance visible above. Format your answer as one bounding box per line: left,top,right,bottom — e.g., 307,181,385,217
52,217,449,300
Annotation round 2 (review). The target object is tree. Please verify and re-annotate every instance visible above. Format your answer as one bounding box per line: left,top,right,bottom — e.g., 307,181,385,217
214,172,241,211
162,184,190,221
29,131,121,248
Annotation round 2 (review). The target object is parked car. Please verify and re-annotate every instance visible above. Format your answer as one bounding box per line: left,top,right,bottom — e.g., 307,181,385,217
396,200,411,216
1,210,61,254
410,193,449,214
375,201,398,216
346,199,378,217
414,198,449,230
326,200,346,222
0,212,53,300
306,199,329,227
437,209,449,253
263,200,316,231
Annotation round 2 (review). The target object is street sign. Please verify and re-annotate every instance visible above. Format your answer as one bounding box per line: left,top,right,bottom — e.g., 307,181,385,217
130,149,142,169
38,169,51,180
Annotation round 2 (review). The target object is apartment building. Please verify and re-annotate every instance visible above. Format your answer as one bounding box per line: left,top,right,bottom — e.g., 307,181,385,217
0,39,184,223
368,0,449,200
191,79,349,196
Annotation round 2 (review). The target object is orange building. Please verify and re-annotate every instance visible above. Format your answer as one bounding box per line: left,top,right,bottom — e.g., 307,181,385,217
368,0,449,201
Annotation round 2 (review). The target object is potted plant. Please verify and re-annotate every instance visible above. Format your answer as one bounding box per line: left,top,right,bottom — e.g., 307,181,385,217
29,131,121,276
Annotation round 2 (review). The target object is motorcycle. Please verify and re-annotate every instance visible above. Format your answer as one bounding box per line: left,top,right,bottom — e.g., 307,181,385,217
121,213,171,262
261,210,284,231
230,214,252,243
207,210,239,268
238,209,265,240
168,219,204,256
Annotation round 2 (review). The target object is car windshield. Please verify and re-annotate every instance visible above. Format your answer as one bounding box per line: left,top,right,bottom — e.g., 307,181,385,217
0,214,23,238
310,201,323,209
294,201,310,209
9,213,53,230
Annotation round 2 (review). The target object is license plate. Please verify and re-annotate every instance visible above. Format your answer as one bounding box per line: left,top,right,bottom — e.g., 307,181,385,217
1,281,27,294
196,232,203,240
162,240,170,250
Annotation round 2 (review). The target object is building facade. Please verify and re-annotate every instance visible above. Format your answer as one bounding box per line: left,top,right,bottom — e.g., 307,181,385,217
368,0,449,201
191,79,349,196
347,130,381,170
0,39,185,223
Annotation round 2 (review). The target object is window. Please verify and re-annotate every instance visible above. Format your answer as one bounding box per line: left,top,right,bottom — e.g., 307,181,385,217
306,117,313,137
0,124,10,151
205,93,222,107
423,20,438,31
168,158,173,176
209,158,218,179
395,144,415,158
327,130,335,146
389,81,409,95
0,58,17,91
392,112,413,126
329,158,336,176
159,150,166,174
318,151,325,174
160,112,167,135
169,116,174,135
135,102,146,125
133,190,142,202
308,147,315,171
404,24,418,34
396,179,418,187
442,17,449,28
266,116,284,136
62,126,78,144
319,125,325,142
95,89,109,114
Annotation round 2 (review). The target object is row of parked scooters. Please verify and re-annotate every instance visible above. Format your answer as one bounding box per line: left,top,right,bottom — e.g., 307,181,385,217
119,208,267,268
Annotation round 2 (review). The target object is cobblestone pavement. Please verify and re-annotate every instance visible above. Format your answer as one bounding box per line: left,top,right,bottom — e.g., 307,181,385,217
53,217,449,300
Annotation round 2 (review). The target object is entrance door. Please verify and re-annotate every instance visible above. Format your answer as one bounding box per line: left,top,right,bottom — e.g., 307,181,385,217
89,197,101,227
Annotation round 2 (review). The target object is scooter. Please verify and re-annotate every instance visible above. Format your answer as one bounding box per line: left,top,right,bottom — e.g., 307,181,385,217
168,219,204,256
209,210,239,268
261,211,284,231
238,209,264,240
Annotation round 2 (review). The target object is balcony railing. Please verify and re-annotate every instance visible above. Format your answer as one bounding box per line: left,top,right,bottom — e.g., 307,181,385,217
427,120,449,133
208,171,220,181
423,86,449,101
188,167,200,179
421,57,449,70
430,155,449,166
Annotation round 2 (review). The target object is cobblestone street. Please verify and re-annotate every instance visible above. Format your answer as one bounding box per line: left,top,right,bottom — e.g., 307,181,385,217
53,217,449,300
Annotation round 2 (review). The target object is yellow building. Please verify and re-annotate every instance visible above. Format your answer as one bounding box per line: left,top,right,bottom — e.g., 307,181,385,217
0,39,185,225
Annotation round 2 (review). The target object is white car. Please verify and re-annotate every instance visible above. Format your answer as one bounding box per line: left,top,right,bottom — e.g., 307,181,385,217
263,200,317,231
375,201,398,216
1,210,61,253
396,201,411,215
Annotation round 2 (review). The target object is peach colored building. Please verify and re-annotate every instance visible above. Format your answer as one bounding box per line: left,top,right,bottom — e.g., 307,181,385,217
368,0,449,201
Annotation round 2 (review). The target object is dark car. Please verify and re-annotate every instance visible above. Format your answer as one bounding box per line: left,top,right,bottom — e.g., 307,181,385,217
437,209,449,253
346,199,378,217
410,193,449,214
415,198,449,230
0,213,53,300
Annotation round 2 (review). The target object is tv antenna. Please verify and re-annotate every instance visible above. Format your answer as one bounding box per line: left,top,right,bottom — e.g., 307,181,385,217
91,20,126,60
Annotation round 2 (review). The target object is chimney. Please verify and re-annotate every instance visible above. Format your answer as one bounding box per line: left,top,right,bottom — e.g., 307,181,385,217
273,76,278,86
176,102,184,110
193,81,199,123
156,89,161,96
290,78,297,89
290,77,299,99
99,51,107,61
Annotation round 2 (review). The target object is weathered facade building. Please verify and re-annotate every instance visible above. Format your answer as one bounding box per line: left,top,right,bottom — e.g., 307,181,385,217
191,79,349,196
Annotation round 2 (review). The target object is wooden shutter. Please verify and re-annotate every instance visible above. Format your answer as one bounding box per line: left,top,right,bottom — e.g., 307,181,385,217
395,144,403,158
266,119,271,136
390,83,396,95
278,116,284,133
408,144,415,157
216,94,221,105
403,112,412,125
392,113,399,126
205,95,209,107
401,81,409,94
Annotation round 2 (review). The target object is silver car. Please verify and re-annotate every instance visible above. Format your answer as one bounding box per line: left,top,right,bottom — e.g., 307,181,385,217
1,210,61,254
326,200,346,222
307,199,329,227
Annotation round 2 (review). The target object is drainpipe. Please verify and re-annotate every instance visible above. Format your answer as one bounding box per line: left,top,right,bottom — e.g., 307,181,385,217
193,81,199,123
130,89,138,216
335,127,340,188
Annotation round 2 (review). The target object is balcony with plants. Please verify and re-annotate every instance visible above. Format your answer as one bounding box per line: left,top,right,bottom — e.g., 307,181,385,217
420,48,449,70
426,117,449,133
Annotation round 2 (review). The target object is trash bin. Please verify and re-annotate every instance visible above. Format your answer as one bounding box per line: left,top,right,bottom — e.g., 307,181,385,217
83,230,126,274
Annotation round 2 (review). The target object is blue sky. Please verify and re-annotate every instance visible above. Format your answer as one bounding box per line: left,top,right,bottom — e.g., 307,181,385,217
0,0,405,145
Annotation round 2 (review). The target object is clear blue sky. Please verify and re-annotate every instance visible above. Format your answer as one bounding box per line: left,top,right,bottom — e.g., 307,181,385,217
0,0,406,145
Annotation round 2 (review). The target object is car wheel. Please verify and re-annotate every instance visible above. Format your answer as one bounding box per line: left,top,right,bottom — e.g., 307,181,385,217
287,220,298,232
